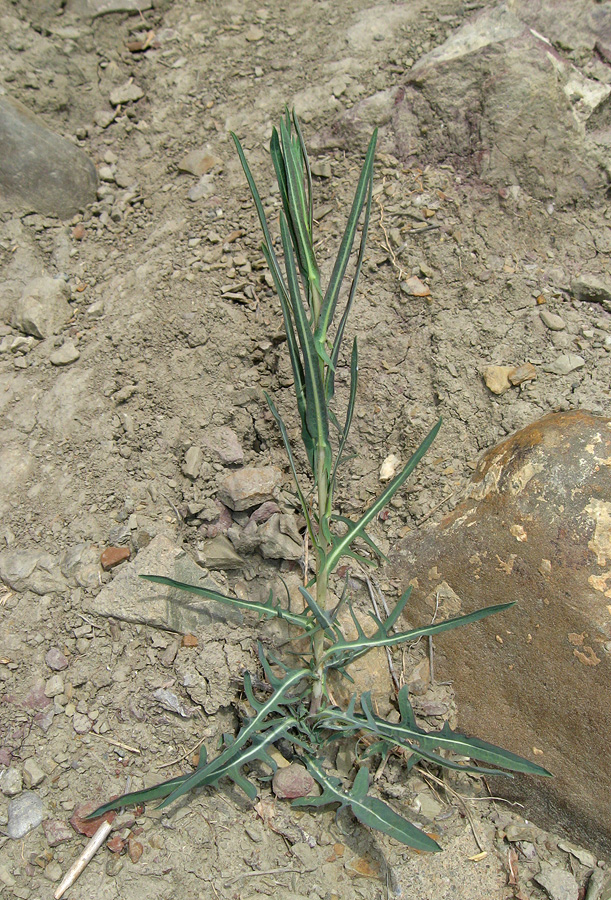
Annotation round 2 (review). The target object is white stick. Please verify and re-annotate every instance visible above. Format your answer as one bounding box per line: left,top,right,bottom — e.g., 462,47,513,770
54,819,112,899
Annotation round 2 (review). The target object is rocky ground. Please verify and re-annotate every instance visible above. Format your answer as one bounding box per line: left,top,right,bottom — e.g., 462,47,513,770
0,0,610,898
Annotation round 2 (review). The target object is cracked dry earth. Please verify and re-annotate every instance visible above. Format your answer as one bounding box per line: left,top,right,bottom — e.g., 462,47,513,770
1,0,610,899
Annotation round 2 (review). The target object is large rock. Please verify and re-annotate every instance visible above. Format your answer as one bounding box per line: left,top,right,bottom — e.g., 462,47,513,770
0,95,97,219
12,276,72,339
89,534,242,630
315,2,610,204
389,410,611,857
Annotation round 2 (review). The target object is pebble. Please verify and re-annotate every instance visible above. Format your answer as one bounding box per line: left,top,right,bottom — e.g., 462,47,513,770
508,362,537,385
128,835,143,862
44,674,64,698
12,276,72,339
539,309,566,331
50,340,80,366
72,712,92,734
483,365,513,395
571,275,611,312
45,647,68,670
244,25,264,41
0,766,23,797
42,818,74,847
543,354,585,375
100,546,131,570
182,446,203,480
187,174,215,202
380,453,400,481
109,81,144,106
535,864,579,900
400,275,431,297
23,758,45,788
0,865,16,888
201,534,245,569
7,791,43,839
311,160,332,178
272,764,316,799
258,513,303,561
217,465,282,511
178,149,222,177
203,426,244,465
44,861,63,882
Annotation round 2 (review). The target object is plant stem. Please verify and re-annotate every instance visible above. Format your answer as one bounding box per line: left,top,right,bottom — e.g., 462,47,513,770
311,446,330,714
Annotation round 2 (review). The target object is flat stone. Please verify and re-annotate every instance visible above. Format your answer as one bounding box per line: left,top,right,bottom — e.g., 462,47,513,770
50,340,80,366
7,791,43,839
543,353,585,375
100,546,130,570
67,0,152,15
380,453,401,482
508,362,537,385
202,426,244,465
177,149,222,177
88,534,242,629
0,95,98,219
182,446,203,480
217,465,283,511
201,534,245,569
70,802,115,837
400,276,431,297
571,275,611,312
12,276,72,340
244,25,264,42
539,309,566,331
43,818,74,847
109,81,144,106
483,365,514,395
45,647,68,671
44,674,64,698
272,764,316,799
535,864,579,900
389,410,611,858
22,758,45,788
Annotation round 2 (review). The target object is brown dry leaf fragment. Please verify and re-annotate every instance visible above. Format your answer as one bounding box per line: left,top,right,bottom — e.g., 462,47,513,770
507,846,519,885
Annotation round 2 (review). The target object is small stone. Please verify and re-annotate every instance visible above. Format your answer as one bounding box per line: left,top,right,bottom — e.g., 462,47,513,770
217,465,283,511
311,160,332,178
508,362,537,385
557,840,597,869
100,546,131,570
128,835,144,862
50,340,80,366
181,634,198,647
407,657,430,696
543,354,586,376
94,108,117,129
483,365,514,395
42,818,74,847
571,275,611,312
380,453,400,482
187,174,215,202
72,223,86,240
272,764,316,799
70,801,115,837
44,861,63,882
178,149,222,177
106,855,124,876
258,513,303,560
109,80,144,106
0,766,22,797
73,711,92,734
539,309,566,331
400,276,431,297
203,426,243,465
7,791,44,838
44,674,65,698
107,833,126,853
0,865,16,888
534,863,579,900
152,688,193,718
201,534,244,569
249,500,280,524
45,647,68,671
182,446,203,480
12,276,72,339
22,758,44,788
245,25,264,41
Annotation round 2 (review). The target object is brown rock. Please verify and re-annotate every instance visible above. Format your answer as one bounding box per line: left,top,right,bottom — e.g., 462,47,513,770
42,819,74,847
401,275,431,297
100,546,130,570
508,362,537,385
483,365,514,395
70,802,115,837
272,764,316,799
107,834,126,854
389,410,611,857
127,835,143,863
181,634,198,647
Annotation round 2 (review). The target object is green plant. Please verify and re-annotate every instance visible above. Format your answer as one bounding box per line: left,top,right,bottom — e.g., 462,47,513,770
90,110,551,851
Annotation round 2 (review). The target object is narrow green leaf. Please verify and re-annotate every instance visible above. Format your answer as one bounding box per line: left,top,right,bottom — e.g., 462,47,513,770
331,339,359,492
315,129,378,346
140,574,313,631
297,757,441,852
323,418,441,576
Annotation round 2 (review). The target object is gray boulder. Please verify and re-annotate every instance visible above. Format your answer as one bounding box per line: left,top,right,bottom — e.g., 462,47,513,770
0,95,97,219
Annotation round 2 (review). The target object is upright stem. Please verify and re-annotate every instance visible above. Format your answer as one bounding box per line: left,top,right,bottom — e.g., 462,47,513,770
310,445,330,714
